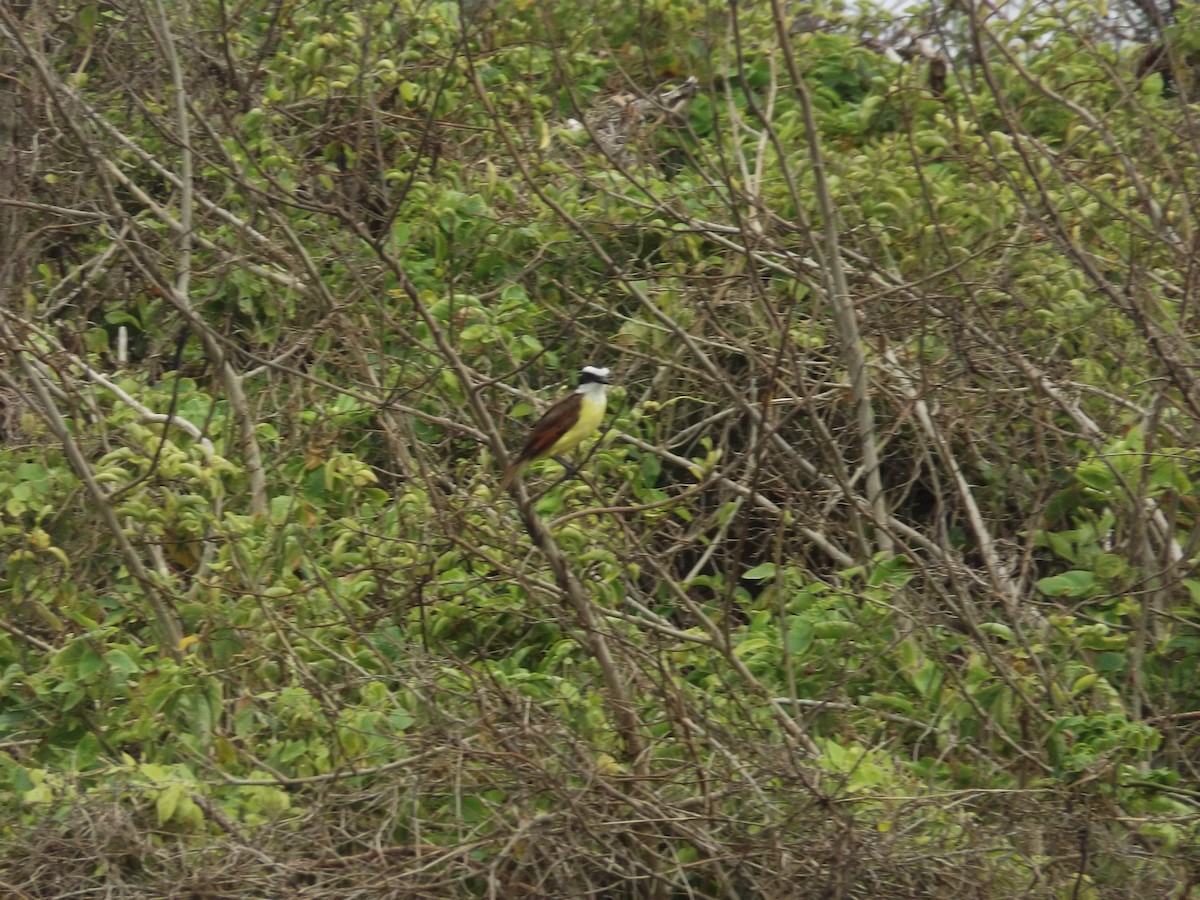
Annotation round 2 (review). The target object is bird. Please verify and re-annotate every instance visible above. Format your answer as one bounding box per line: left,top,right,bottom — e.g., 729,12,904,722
499,366,611,491
580,77,699,167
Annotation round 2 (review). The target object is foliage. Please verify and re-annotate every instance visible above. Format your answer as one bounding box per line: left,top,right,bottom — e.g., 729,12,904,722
0,0,1198,895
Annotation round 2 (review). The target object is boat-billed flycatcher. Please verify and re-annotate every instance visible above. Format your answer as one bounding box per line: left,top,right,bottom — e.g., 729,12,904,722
499,365,610,491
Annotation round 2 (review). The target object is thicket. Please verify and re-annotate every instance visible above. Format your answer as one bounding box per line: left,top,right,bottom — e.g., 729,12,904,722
1,0,1198,895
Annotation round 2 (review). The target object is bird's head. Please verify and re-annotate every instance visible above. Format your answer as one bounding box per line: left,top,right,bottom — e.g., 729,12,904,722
579,366,611,386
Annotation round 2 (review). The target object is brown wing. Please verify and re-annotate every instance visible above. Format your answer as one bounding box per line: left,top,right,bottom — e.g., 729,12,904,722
514,393,581,464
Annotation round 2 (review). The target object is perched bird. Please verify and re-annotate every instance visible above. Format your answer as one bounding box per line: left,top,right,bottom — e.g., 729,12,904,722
581,77,699,167
499,366,611,491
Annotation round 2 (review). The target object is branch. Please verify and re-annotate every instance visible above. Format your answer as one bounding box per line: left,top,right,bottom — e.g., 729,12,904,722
0,325,183,656
764,0,891,552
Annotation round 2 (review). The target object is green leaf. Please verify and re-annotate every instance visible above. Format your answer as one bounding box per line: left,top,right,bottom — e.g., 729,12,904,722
156,783,184,825
1046,530,1077,563
979,623,1015,642
786,618,813,655
459,324,491,342
388,708,414,732
268,495,294,526
868,554,911,587
77,4,99,35
1037,570,1096,598
910,662,942,698
1093,553,1127,580
76,647,105,679
105,649,140,678
742,563,776,582
15,462,44,485
1185,579,1200,606
812,620,857,641
279,740,308,763
1075,463,1115,494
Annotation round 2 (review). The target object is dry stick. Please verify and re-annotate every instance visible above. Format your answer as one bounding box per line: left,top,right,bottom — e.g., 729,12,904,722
969,8,1200,422
841,201,1188,580
881,349,1035,626
548,478,714,529
38,222,130,319
83,93,304,287
6,8,270,517
721,9,873,561
151,0,269,517
1127,391,1168,721
877,348,1069,720
773,514,802,733
11,314,214,455
763,0,891,553
614,432,854,567
463,59,876,568
0,334,183,656
0,617,58,653
347,227,649,774
942,23,1191,577
603,604,719,647
146,0,191,301
630,535,823,759
550,159,924,562
0,197,112,220
73,93,302,286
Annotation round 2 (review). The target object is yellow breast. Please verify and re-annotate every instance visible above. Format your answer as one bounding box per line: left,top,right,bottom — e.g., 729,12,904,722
544,390,607,458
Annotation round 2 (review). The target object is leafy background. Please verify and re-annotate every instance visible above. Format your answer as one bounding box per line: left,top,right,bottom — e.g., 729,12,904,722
1,0,1198,895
